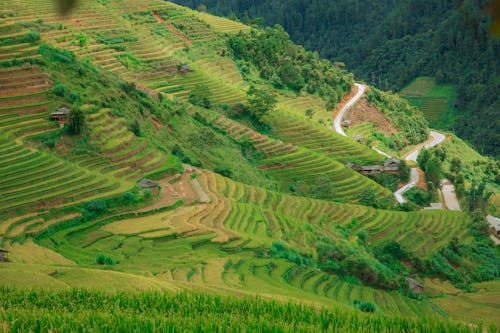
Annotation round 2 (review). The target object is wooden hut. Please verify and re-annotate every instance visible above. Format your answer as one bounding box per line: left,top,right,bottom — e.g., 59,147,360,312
138,179,158,189
0,248,9,262
50,106,70,121
383,157,400,172
405,277,424,294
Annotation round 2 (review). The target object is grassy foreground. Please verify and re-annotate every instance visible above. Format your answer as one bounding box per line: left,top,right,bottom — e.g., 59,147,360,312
0,288,493,333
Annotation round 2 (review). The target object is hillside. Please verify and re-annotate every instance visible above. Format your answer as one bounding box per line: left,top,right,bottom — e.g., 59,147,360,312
0,0,499,331
172,0,500,159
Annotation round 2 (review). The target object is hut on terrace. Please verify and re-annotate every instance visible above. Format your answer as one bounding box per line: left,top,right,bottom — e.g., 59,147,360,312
179,64,192,74
383,157,401,172
405,277,424,294
50,106,70,121
0,248,9,262
138,179,158,189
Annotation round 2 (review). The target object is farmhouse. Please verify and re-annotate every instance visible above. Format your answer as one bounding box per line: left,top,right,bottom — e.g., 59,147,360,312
50,106,70,121
138,178,158,189
405,277,424,294
341,120,351,128
346,163,383,175
487,215,500,237
383,157,400,172
0,248,9,262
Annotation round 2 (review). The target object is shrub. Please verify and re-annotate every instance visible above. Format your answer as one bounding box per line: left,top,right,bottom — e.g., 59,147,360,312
359,302,375,313
67,107,85,135
96,255,116,265
27,31,41,43
84,200,107,214
189,84,211,108
52,84,67,97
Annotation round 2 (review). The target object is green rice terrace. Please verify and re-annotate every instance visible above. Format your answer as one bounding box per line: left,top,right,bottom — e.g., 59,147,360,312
400,77,458,128
0,0,498,331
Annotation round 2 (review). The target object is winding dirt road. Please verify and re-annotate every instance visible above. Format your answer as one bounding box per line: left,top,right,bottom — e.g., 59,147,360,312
333,83,366,137
332,84,459,209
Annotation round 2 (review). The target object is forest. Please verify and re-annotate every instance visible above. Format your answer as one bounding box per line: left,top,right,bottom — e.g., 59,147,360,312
173,0,500,159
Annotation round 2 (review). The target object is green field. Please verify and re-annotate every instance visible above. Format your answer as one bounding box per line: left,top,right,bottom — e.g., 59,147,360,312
400,77,458,128
0,0,498,330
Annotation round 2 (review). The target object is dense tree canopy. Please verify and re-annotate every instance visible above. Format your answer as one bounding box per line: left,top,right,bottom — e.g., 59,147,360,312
174,0,500,158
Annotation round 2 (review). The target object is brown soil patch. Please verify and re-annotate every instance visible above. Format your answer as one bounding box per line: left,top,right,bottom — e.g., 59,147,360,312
137,169,198,212
151,116,162,130
152,11,192,46
416,168,428,190
36,198,64,210
347,97,397,137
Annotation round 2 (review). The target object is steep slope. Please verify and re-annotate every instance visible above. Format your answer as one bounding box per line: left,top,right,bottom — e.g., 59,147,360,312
172,0,500,159
0,0,498,329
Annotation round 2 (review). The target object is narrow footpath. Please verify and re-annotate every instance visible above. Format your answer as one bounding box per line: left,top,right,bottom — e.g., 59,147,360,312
332,83,459,209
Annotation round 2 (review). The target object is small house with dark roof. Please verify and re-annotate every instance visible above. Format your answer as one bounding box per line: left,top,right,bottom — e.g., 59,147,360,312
341,120,351,128
179,64,192,74
405,277,424,294
50,106,70,121
0,248,9,262
138,179,158,189
384,157,400,172
358,165,383,175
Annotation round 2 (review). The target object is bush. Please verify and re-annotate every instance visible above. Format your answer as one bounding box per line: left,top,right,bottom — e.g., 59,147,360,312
84,200,107,214
27,31,41,43
96,255,116,265
52,84,67,97
359,302,375,313
67,107,85,135
189,84,211,108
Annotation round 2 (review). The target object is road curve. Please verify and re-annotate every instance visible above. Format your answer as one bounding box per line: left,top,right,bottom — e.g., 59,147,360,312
331,84,454,207
333,83,366,137
406,131,446,163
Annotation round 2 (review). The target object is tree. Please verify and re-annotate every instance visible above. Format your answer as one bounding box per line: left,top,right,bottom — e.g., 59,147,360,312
424,157,441,187
67,107,85,135
398,160,410,182
247,85,277,122
189,84,211,108
450,157,462,174
305,108,315,120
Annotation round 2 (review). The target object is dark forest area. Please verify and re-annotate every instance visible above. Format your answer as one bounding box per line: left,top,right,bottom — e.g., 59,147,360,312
173,0,500,158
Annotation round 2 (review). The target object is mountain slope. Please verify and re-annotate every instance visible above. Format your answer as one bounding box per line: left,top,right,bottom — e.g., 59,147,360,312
0,0,498,329
172,0,500,159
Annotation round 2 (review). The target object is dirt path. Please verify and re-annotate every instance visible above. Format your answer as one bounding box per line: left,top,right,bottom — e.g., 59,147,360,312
332,84,453,207
152,11,192,46
333,83,365,137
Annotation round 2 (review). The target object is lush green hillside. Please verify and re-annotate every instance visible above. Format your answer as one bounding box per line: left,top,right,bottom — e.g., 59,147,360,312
400,77,459,129
0,0,498,330
172,0,500,159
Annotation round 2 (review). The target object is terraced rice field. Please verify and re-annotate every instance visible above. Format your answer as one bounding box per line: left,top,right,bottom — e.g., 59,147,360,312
0,0,223,96
196,109,391,204
191,11,251,34
400,77,457,124
0,138,127,216
37,169,472,317
277,93,331,123
269,110,384,164
68,108,171,181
